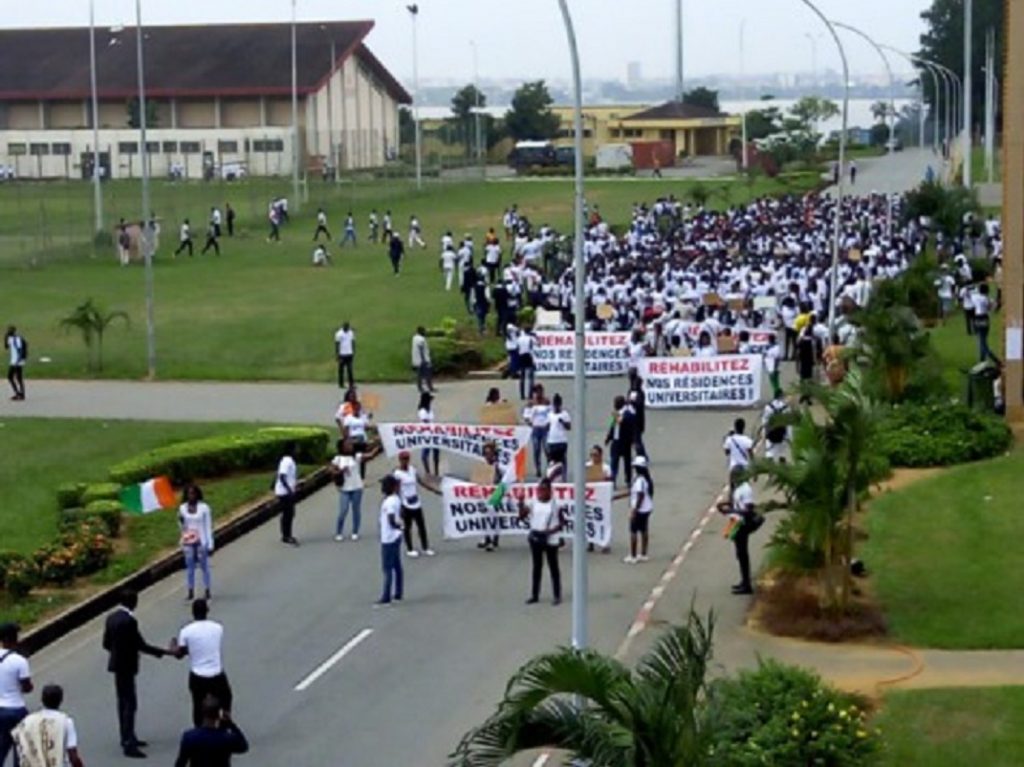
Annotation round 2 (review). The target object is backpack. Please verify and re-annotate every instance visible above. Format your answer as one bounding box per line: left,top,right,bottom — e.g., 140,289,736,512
766,402,787,444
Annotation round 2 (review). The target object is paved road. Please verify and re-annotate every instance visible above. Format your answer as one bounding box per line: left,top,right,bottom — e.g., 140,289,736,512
825,147,938,196
10,375,771,765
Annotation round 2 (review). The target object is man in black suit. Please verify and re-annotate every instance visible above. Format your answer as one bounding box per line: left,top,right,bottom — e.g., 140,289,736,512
102,589,167,758
605,394,637,489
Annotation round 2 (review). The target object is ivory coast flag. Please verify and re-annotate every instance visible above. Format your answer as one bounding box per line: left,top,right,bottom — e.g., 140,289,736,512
120,476,176,514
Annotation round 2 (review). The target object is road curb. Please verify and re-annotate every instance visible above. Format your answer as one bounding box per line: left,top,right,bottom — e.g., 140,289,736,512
20,468,330,655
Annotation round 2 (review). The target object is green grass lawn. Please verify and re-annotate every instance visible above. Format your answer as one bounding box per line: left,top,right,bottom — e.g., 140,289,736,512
863,440,1021,649
0,173,818,382
0,417,316,627
970,144,1001,185
875,687,1024,766
926,309,1003,392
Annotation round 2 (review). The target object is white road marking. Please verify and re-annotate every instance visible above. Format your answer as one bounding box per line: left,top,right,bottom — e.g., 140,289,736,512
294,628,374,692
531,754,550,767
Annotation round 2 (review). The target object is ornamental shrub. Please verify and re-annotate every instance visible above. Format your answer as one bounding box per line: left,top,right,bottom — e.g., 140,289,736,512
875,402,1012,467
2,554,37,599
108,427,330,485
34,542,81,585
708,659,879,766
62,501,123,538
80,482,123,506
56,482,86,510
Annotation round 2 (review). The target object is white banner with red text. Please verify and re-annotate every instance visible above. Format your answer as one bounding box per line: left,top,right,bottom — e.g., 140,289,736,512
533,331,631,377
377,423,531,470
441,478,614,547
639,354,763,408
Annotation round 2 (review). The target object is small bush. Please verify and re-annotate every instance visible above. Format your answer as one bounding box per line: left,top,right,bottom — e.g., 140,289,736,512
876,402,1012,467
431,338,485,376
56,482,86,510
708,659,880,766
34,542,80,585
2,554,37,599
108,427,330,485
64,501,123,538
80,482,123,505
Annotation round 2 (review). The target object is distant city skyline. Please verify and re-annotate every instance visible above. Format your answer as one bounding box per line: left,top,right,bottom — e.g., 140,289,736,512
9,0,929,86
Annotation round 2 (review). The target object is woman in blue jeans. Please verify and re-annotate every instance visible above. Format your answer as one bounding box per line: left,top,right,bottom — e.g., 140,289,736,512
178,484,214,601
377,475,405,605
330,439,366,541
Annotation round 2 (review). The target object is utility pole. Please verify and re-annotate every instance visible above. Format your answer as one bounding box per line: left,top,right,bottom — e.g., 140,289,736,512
963,0,973,187
408,4,422,190
291,0,301,209
136,0,155,379
88,0,103,234
984,28,996,183
739,20,748,170
1004,0,1023,420
674,0,684,101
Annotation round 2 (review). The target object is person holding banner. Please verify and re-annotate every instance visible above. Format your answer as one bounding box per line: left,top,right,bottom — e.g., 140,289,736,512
623,456,654,564
523,386,551,478
417,392,440,476
544,393,571,474
478,441,514,552
376,476,404,606
518,478,563,606
394,452,433,558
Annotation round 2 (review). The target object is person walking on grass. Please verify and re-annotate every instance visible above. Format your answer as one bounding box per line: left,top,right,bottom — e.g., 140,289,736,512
389,232,404,276
341,212,357,247
267,203,281,243
313,207,331,242
173,697,248,767
0,622,32,767
623,456,654,564
101,590,167,759
174,218,193,257
178,484,214,602
274,442,299,546
408,215,426,249
169,599,232,730
5,326,27,402
12,684,85,767
394,451,434,558
412,327,435,393
376,475,405,606
330,438,366,542
225,203,236,237
518,478,562,606
200,219,220,256
368,209,379,243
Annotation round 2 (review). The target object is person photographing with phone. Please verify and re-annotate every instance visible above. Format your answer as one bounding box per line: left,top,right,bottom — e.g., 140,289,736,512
173,695,248,767
716,467,764,596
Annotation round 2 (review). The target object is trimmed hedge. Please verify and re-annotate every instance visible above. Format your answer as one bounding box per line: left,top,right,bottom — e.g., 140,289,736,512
876,402,1013,467
56,482,87,510
80,482,123,505
64,501,124,538
108,427,331,485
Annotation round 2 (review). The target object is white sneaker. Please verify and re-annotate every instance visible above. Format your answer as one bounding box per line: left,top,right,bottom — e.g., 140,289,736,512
407,550,420,558
351,534,360,541
638,555,650,562
424,549,436,556
622,556,637,564
334,535,345,542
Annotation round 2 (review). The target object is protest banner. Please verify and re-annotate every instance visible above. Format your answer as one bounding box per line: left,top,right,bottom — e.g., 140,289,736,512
640,354,763,408
377,423,530,468
680,323,776,353
441,478,613,547
533,331,630,377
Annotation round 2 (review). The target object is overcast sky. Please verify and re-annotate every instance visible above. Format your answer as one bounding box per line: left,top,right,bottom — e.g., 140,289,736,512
9,0,929,84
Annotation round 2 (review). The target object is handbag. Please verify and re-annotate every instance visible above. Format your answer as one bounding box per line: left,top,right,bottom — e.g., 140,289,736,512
528,530,548,546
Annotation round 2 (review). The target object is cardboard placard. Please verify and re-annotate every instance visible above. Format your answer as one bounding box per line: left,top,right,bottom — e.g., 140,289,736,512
470,463,496,485
717,335,738,353
360,391,381,414
727,298,745,312
586,463,607,482
848,248,862,263
535,308,563,329
753,295,776,311
479,402,517,426
672,346,692,357
703,292,722,307
596,304,615,321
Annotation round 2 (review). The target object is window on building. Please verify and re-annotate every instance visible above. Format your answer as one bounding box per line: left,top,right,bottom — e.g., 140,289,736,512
253,139,284,152
118,142,139,154
51,143,72,156
218,140,239,154
162,141,178,153
659,129,674,140
146,141,159,154
7,143,26,156
180,141,201,154
623,128,642,139
609,129,622,139
29,143,49,156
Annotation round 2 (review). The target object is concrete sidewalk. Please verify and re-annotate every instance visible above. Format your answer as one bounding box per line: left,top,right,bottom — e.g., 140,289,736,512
825,147,938,196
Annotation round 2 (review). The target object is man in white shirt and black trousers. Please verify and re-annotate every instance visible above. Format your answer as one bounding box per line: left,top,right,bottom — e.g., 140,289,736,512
334,322,356,390
275,443,299,546
717,467,763,596
170,599,233,730
0,622,32,766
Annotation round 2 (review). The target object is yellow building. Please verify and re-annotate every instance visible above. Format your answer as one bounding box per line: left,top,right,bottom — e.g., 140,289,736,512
552,101,740,161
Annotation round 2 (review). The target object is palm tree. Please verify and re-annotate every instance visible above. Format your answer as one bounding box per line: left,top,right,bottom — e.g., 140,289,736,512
58,298,129,372
753,368,882,613
869,100,889,125
450,610,715,767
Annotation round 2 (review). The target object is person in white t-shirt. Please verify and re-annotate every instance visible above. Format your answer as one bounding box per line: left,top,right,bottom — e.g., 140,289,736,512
440,244,457,291
623,456,654,564
722,418,754,473
518,478,563,605
393,452,433,557
312,244,331,267
338,400,371,455
545,393,571,472
408,215,426,249
170,599,232,729
0,622,32,766
716,467,760,595
330,438,366,541
333,322,356,390
178,484,214,602
761,392,791,463
516,327,537,400
274,443,299,546
417,392,440,475
12,684,83,767
522,386,551,478
376,475,405,605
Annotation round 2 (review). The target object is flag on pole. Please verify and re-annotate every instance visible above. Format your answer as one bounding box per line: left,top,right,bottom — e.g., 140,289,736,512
120,476,176,515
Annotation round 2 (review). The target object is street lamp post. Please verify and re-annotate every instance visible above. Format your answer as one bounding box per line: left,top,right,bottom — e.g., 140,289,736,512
832,20,896,238
555,0,587,653
674,0,684,101
407,4,422,191
739,20,748,170
470,40,483,176
963,0,973,188
320,25,337,184
135,0,155,379
798,0,849,336
88,0,103,234
291,0,301,209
